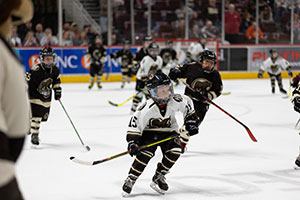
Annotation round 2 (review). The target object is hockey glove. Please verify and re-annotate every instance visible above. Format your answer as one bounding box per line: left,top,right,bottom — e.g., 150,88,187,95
291,75,300,88
194,89,209,102
128,141,139,157
294,97,300,113
54,88,62,100
288,71,293,78
185,118,199,136
258,71,263,78
177,126,190,153
169,67,181,81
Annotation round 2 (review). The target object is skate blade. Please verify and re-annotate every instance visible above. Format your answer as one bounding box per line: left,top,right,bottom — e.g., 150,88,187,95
31,144,39,149
150,182,166,195
294,165,300,170
121,191,131,197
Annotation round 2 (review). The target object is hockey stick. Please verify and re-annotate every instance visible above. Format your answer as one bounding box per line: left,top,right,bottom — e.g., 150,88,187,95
221,92,231,95
58,99,91,151
295,118,300,130
108,94,137,107
70,135,179,166
181,81,257,142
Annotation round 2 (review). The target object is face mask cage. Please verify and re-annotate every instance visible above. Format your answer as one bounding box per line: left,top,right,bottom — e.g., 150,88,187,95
149,83,173,105
40,54,55,68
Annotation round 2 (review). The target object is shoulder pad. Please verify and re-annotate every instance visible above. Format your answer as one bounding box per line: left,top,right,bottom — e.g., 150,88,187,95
173,94,183,102
31,64,40,71
138,102,147,111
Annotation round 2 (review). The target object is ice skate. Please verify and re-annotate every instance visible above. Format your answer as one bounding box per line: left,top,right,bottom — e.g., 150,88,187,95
88,82,94,89
272,87,275,94
294,158,300,170
122,175,137,196
97,82,102,89
31,133,40,147
280,88,287,94
150,169,169,195
121,82,125,89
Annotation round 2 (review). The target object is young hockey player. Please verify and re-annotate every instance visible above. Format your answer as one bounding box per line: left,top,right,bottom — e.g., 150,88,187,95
160,40,178,76
130,43,163,113
185,36,207,63
122,72,200,195
26,47,62,146
87,36,107,89
258,48,292,94
290,82,300,169
0,0,33,198
110,40,134,88
132,35,152,74
169,50,223,124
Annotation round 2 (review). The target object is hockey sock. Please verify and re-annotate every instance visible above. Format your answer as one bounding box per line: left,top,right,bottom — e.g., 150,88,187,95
128,150,154,177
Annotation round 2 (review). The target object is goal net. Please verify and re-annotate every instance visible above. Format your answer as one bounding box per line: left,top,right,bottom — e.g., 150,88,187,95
154,39,219,70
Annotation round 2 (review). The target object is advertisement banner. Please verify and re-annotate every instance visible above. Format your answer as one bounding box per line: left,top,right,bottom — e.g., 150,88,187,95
16,47,138,74
247,46,300,71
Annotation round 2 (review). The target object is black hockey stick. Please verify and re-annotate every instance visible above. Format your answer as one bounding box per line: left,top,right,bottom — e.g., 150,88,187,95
58,99,91,151
108,94,136,107
70,135,179,166
181,81,257,142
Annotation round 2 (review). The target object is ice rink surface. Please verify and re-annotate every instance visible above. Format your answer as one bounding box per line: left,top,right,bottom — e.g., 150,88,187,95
17,78,300,200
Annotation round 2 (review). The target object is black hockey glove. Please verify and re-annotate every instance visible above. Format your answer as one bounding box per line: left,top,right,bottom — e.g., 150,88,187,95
54,88,62,100
294,97,300,113
194,89,209,102
128,141,139,157
288,71,293,78
258,71,263,78
185,117,199,136
169,67,181,81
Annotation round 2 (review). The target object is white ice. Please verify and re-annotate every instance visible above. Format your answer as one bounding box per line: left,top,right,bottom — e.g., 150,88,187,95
17,78,300,200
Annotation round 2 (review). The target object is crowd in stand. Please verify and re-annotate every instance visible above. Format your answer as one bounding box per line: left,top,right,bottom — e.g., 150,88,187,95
8,0,300,47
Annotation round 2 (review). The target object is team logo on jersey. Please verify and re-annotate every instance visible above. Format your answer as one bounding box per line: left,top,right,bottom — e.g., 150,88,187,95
173,94,183,102
149,116,171,128
81,55,91,69
270,65,280,73
28,54,40,68
37,78,53,99
191,78,212,91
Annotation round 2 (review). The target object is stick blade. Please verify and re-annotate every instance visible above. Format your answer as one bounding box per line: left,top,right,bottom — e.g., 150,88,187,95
70,157,94,166
246,128,257,142
108,100,119,107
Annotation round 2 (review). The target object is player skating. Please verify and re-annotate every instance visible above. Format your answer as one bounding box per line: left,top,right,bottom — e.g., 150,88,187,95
122,72,199,196
26,47,62,146
185,36,208,63
87,36,107,89
132,36,152,74
169,50,223,124
0,0,33,198
258,48,292,94
110,40,134,88
291,80,300,169
130,43,163,113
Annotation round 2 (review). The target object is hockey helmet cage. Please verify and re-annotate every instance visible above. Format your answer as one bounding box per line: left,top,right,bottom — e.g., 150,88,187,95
146,71,173,105
144,35,153,42
148,42,160,58
199,50,217,72
39,47,55,68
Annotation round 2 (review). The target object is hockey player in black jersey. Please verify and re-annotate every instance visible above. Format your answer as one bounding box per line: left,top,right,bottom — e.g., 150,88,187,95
160,40,177,68
87,36,107,89
132,36,152,73
291,82,300,170
26,47,62,146
110,40,134,88
169,50,223,124
122,72,199,196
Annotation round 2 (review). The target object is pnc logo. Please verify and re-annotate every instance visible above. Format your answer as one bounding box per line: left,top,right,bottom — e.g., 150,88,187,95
28,54,40,68
81,55,91,69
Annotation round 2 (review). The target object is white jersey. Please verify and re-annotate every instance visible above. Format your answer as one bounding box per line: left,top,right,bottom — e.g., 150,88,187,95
127,94,195,134
0,37,30,187
162,60,177,76
187,42,207,61
136,55,163,80
260,57,290,75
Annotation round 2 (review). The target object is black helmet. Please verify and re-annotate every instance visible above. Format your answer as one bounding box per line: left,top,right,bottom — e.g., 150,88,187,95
269,48,278,54
144,35,153,42
39,47,55,68
123,40,131,45
146,71,173,105
199,50,217,72
148,42,160,58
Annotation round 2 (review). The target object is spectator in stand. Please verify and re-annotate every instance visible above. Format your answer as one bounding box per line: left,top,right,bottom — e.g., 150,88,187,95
83,24,97,45
74,31,89,46
201,20,220,39
140,11,160,36
189,24,202,39
35,23,45,45
189,11,204,28
62,31,73,46
175,18,186,38
260,4,274,24
240,11,253,33
9,26,22,46
18,21,33,42
246,21,266,43
23,31,38,47
71,22,80,41
175,2,193,20
293,13,300,43
203,0,221,27
99,0,108,33
40,27,58,46
225,3,242,44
